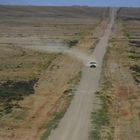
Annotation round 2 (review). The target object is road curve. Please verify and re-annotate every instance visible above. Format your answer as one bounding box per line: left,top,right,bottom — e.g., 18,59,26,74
48,8,117,140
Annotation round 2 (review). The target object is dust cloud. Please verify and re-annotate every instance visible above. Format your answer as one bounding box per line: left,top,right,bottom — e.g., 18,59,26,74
23,41,96,66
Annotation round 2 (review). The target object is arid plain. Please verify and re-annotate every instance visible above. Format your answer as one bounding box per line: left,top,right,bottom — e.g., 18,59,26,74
0,6,139,140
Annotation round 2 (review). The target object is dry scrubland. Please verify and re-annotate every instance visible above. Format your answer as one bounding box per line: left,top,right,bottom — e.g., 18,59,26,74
90,8,140,140
1,6,139,140
0,6,109,53
0,6,109,140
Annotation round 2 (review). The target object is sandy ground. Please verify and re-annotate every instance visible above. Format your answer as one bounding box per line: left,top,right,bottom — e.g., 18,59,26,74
48,8,117,140
0,6,109,140
0,52,82,140
111,18,140,140
1,6,139,140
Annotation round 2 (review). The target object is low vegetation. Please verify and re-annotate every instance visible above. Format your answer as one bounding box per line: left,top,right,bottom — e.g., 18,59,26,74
128,41,140,84
0,5,109,140
89,38,100,52
91,15,140,140
68,39,79,48
0,80,37,115
0,45,58,117
90,48,114,140
130,65,140,83
41,112,64,140
41,71,81,140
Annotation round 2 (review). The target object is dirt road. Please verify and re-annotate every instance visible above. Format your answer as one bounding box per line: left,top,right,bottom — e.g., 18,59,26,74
48,8,117,140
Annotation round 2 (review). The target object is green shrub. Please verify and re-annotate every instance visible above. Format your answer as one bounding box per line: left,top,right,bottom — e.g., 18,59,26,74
0,79,38,115
68,40,79,48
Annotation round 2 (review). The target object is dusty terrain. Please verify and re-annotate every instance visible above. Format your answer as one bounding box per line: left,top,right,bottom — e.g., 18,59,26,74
91,8,140,140
0,38,83,140
0,6,139,140
48,8,117,140
0,6,109,140
113,9,140,140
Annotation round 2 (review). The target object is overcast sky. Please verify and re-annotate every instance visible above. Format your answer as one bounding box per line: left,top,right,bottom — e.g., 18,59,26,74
0,0,140,7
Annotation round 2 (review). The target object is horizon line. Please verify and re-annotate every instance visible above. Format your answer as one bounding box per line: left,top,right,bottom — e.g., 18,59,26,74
0,4,140,8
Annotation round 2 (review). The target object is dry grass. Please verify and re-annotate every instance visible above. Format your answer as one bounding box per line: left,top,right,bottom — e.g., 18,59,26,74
0,6,109,140
0,46,82,140
93,17,140,140
0,44,57,81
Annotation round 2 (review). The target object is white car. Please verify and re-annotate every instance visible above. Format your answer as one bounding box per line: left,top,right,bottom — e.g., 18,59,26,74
88,61,97,68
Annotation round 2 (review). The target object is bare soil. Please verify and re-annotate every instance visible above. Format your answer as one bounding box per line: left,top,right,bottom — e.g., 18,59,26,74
97,12,140,140
0,6,109,140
